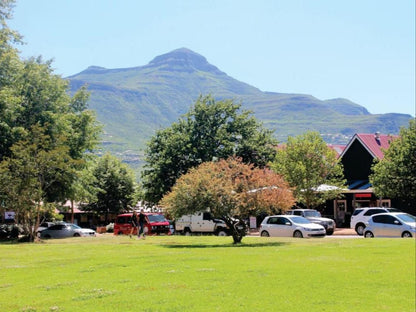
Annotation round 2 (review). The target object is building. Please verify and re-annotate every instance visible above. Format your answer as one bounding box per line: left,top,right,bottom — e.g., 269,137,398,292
324,132,398,226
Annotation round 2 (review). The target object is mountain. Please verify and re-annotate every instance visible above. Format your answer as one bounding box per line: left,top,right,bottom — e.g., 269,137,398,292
67,48,412,164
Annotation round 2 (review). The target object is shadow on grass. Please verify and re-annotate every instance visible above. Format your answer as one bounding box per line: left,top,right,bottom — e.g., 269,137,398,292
161,241,289,249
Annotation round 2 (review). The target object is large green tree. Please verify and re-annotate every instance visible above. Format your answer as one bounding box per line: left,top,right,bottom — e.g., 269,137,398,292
89,153,136,223
270,131,345,209
161,157,294,243
141,95,277,204
370,119,416,211
0,125,78,241
0,1,101,238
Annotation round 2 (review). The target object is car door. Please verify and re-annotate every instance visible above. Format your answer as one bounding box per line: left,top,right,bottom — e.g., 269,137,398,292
372,215,402,237
264,217,280,236
276,217,293,236
382,215,403,237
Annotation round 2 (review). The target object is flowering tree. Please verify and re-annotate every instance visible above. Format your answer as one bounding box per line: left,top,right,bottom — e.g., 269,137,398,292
162,158,294,243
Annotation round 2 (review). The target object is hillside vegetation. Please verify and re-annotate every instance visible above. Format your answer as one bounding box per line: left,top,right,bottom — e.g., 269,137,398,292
68,48,412,164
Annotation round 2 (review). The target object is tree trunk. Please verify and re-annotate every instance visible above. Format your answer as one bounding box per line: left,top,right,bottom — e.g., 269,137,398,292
223,216,247,244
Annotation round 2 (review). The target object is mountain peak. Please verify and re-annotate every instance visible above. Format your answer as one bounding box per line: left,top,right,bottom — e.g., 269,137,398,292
148,48,222,73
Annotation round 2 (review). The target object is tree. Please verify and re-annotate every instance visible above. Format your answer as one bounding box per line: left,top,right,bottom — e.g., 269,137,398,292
89,154,136,223
0,125,78,241
370,119,416,211
161,157,294,243
0,2,101,239
141,95,277,204
270,131,345,209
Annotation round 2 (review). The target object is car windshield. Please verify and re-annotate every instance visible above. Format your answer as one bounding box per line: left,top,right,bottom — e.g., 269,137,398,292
303,210,321,217
396,214,416,223
147,214,166,222
290,216,311,224
69,224,81,229
386,208,401,213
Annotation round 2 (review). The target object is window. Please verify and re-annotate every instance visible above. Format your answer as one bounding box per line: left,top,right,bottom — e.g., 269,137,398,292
372,215,400,224
352,209,364,216
277,217,290,225
267,217,279,224
364,209,385,216
293,211,302,216
202,212,211,220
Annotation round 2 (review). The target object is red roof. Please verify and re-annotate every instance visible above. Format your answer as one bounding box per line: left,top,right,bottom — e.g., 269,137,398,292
342,133,398,160
327,144,346,157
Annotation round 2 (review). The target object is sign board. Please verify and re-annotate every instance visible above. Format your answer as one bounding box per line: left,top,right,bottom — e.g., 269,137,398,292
249,216,257,229
5,211,15,220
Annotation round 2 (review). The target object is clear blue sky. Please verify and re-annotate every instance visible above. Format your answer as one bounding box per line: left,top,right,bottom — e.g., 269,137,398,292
9,0,415,116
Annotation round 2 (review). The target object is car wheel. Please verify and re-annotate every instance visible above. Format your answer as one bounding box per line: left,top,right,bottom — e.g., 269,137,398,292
326,230,334,235
36,232,41,238
73,233,80,237
216,230,227,236
184,228,192,236
402,231,412,238
260,231,270,237
293,230,303,238
364,231,374,238
355,223,365,236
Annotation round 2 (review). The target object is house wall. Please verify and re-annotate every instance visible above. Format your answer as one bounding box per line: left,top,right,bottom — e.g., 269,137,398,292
342,140,374,181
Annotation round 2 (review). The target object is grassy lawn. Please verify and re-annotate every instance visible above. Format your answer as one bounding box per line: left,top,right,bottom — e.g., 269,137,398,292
0,235,414,312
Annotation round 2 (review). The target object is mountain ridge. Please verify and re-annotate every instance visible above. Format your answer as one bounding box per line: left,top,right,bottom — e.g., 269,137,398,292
67,48,412,165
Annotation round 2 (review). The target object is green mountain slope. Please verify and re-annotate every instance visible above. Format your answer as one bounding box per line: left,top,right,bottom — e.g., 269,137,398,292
68,48,412,162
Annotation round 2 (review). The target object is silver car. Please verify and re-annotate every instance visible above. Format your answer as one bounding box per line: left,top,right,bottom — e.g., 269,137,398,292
40,223,96,239
363,213,416,238
260,215,326,238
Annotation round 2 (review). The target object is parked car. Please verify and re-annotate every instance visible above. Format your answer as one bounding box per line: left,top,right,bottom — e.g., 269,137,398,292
260,215,326,238
363,213,416,238
36,222,57,237
285,209,335,235
350,207,401,235
113,212,170,236
40,223,96,239
175,212,229,236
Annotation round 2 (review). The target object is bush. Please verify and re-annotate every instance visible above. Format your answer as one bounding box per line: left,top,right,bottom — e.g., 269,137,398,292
0,224,23,240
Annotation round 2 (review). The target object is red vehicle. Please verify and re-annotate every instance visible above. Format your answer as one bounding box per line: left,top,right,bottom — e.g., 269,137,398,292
114,212,170,236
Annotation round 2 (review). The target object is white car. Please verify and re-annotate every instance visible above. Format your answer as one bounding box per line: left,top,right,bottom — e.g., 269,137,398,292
40,223,96,239
260,215,326,238
363,213,416,238
350,207,401,235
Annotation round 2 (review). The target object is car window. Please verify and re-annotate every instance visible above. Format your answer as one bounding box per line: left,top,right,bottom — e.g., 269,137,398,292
116,216,128,224
267,217,279,224
364,209,385,216
352,209,363,216
396,214,416,223
304,210,321,217
148,214,167,222
290,216,310,224
276,217,290,225
293,211,302,216
386,208,400,213
372,215,400,224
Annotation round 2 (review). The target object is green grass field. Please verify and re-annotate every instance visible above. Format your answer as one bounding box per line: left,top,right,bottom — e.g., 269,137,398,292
0,235,414,312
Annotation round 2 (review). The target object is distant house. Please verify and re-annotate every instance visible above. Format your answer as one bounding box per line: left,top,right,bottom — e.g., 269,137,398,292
323,132,398,226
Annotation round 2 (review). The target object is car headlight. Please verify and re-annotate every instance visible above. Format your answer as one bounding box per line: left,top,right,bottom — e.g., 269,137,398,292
303,227,313,231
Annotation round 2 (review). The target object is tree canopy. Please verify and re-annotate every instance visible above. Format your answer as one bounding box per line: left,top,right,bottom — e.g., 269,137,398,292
88,153,136,223
270,131,345,209
370,119,416,211
161,157,294,243
0,1,101,240
141,95,277,204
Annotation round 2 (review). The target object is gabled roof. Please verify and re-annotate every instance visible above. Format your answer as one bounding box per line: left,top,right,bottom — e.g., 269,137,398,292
339,133,398,160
